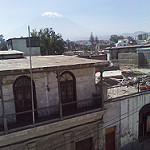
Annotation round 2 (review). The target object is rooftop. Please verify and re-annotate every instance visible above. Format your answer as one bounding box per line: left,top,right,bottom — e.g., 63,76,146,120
0,55,108,75
0,50,23,59
0,50,23,55
105,44,150,50
7,37,39,41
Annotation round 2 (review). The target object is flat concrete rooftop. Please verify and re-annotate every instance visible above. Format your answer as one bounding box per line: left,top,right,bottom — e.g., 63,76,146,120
105,44,150,50
0,50,23,55
0,55,108,75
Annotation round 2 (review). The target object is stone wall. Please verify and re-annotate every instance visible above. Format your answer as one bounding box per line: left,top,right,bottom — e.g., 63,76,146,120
111,47,137,60
139,52,150,68
118,52,150,70
0,67,96,124
118,53,139,70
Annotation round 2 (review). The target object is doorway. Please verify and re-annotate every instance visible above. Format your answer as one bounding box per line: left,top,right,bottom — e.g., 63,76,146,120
105,126,116,150
75,138,93,150
60,71,77,115
13,76,37,124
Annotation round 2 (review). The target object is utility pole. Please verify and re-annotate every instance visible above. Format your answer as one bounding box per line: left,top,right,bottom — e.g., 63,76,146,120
28,26,35,126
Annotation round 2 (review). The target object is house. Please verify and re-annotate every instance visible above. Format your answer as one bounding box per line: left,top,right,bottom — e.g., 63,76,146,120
137,33,148,40
101,71,150,150
0,54,108,150
1,52,150,150
7,37,41,56
105,44,150,68
116,39,129,47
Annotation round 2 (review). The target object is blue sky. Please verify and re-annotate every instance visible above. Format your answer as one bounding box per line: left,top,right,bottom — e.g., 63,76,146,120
1,0,150,40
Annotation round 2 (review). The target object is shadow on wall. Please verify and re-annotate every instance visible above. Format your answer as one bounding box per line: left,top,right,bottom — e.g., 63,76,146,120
121,139,150,150
139,53,149,68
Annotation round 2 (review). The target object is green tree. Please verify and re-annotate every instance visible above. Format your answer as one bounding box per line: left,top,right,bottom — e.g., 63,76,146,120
31,28,65,55
110,34,124,43
0,34,7,50
89,32,95,45
83,45,90,52
95,36,99,43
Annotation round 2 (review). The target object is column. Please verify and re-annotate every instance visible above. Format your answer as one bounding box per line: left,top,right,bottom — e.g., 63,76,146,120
100,70,104,110
56,70,63,120
0,76,8,134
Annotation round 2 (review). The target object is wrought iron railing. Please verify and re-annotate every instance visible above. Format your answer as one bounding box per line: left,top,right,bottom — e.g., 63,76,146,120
0,96,102,135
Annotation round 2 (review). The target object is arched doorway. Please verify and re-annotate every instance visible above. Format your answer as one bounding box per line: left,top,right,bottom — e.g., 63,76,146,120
13,76,37,124
60,71,77,115
139,103,150,139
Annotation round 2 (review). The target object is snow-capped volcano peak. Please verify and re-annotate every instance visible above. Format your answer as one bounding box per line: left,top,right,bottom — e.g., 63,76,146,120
41,12,63,18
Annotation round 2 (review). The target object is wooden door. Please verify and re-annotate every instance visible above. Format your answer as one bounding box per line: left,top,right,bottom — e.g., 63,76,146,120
75,138,93,150
14,76,36,124
105,127,115,150
60,71,77,115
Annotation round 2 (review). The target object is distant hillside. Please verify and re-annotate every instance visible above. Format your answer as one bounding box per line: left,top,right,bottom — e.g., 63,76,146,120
6,12,150,41
121,31,148,38
98,31,150,41
7,15,90,40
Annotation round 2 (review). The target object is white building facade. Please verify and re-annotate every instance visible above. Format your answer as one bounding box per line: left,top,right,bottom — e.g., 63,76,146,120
7,37,41,56
116,39,129,47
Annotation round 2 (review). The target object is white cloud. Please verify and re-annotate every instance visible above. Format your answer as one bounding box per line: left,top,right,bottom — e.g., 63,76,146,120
41,12,63,18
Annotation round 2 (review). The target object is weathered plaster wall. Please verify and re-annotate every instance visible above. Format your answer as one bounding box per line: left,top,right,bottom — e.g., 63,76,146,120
73,68,95,100
118,53,139,70
120,93,150,148
12,39,41,56
103,101,121,150
104,92,150,150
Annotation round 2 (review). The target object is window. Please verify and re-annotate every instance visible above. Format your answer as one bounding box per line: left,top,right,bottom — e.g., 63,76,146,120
13,76,37,124
26,37,40,47
139,104,150,139
60,71,77,115
75,138,93,150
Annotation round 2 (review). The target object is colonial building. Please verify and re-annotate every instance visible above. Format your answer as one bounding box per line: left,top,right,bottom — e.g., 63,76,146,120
0,54,107,150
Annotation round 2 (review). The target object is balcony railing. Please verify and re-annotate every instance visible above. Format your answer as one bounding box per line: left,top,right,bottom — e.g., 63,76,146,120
0,96,102,135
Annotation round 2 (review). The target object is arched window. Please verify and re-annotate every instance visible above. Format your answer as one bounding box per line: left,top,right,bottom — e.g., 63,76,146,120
139,103,150,139
13,76,37,124
60,71,77,115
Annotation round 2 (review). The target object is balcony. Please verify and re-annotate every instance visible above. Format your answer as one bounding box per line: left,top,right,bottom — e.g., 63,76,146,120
0,96,102,135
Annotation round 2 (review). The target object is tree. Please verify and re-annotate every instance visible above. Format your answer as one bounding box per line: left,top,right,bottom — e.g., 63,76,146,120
31,28,65,55
89,32,95,45
110,34,124,43
0,34,7,50
83,45,90,52
95,36,99,43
